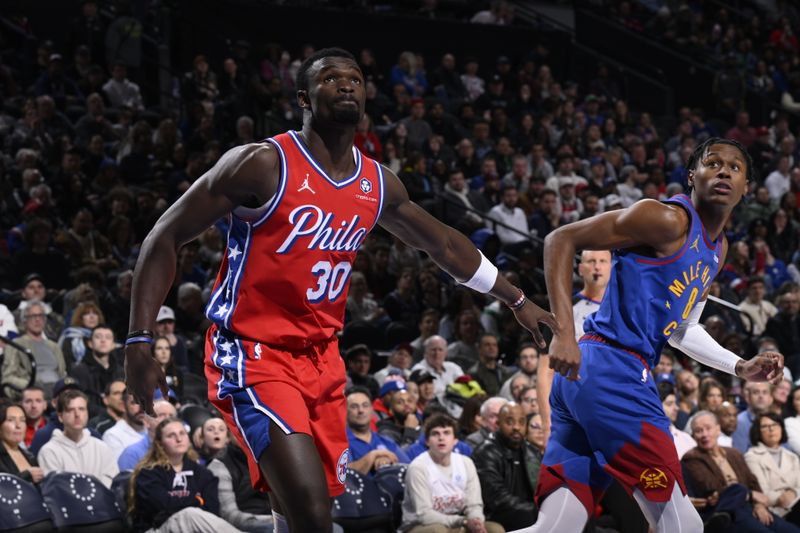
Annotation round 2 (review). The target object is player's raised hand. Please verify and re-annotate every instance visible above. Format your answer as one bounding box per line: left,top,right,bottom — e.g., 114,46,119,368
512,299,560,349
125,342,169,416
548,334,581,381
737,351,784,385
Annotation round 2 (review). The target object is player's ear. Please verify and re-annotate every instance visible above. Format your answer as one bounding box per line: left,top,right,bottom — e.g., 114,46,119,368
297,90,310,110
686,169,694,189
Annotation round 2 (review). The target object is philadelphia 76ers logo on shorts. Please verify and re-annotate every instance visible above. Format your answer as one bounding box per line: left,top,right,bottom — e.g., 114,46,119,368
360,177,372,194
337,449,350,484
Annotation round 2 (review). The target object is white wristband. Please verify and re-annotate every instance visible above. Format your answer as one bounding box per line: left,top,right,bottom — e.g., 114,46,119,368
461,251,498,293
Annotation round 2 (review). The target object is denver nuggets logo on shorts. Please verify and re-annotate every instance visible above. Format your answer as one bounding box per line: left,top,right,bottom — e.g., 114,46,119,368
639,467,668,490
359,177,372,194
337,449,350,484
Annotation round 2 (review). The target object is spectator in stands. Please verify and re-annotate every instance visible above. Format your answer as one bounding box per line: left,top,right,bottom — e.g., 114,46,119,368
345,387,409,476
468,333,513,397
445,310,481,371
377,386,420,447
439,168,484,234
118,399,177,471
676,369,700,417
714,401,738,447
344,344,380,400
154,305,190,373
345,271,385,326
485,184,531,253
683,411,797,532
20,386,47,448
409,368,439,415
772,377,792,416
766,155,793,202
195,417,229,465
374,343,413,385
103,389,146,459
400,413,502,533
465,396,508,449
734,382,776,453
383,267,421,331
410,309,440,361
472,402,538,530
528,189,560,238
69,325,124,415
413,336,464,408
131,417,236,532
658,382,696,458
2,300,66,400
88,379,126,435
699,379,726,412
740,276,779,336
207,440,273,533
57,301,104,369
765,292,800,376
103,63,143,111
37,389,117,488
0,400,43,484
499,343,538,400
745,413,800,524
153,336,183,399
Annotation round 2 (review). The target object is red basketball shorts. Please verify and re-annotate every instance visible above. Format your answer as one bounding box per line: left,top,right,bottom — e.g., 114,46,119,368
204,324,348,497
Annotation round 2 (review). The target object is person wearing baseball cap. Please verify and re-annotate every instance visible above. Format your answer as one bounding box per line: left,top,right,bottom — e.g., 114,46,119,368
153,305,190,372
376,381,420,447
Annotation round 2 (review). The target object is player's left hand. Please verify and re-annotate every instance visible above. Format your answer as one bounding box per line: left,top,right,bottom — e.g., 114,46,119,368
512,299,560,349
737,351,784,385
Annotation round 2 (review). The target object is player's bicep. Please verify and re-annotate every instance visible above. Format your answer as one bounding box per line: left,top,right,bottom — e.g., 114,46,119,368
553,200,686,252
152,144,279,247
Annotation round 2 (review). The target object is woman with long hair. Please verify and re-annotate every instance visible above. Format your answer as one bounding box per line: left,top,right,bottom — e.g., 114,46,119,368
58,301,104,368
130,417,240,532
698,378,726,412
152,336,182,399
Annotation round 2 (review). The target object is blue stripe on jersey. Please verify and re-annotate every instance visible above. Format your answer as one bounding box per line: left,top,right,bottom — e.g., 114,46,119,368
583,195,723,367
287,130,362,189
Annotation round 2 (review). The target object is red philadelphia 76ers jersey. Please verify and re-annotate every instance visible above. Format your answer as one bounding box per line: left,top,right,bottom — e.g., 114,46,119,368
204,130,384,347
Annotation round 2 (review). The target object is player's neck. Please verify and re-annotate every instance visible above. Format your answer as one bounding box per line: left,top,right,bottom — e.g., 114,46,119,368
692,194,732,242
300,123,356,180
581,286,605,301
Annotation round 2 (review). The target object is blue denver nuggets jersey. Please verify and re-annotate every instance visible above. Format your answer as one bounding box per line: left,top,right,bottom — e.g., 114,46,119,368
583,194,724,368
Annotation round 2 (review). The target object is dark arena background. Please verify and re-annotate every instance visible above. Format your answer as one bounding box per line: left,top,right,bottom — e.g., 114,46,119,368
1,0,800,532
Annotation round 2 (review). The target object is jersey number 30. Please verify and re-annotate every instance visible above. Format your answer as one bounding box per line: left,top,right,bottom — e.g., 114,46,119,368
307,260,352,303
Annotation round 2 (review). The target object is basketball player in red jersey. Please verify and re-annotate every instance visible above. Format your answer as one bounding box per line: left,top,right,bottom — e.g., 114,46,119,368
125,48,557,532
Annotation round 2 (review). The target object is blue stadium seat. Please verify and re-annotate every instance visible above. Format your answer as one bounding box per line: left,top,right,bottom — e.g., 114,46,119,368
0,473,52,533
40,472,123,532
373,464,408,528
332,468,393,532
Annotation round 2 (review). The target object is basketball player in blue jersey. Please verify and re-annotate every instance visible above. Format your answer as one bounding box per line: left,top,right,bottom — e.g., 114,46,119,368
514,138,785,533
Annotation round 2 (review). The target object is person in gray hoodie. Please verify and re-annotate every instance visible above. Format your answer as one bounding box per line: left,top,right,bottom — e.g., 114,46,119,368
37,389,118,488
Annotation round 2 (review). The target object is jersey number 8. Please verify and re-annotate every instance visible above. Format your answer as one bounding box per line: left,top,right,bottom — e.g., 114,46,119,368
307,260,352,303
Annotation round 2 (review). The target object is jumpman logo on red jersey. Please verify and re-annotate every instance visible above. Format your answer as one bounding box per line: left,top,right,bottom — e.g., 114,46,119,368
298,174,316,194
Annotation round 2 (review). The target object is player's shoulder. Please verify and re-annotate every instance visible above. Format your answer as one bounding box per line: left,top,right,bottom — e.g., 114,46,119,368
626,199,688,240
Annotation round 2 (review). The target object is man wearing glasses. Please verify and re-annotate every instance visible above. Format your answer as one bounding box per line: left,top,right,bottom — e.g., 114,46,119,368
1,300,67,399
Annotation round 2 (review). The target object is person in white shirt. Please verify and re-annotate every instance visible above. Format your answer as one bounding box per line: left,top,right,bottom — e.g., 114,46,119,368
102,63,144,111
739,276,778,336
411,336,463,417
0,302,18,356
573,250,612,339
102,388,146,459
37,390,118,488
659,382,696,458
400,413,503,533
765,155,792,202
713,401,738,448
485,185,530,249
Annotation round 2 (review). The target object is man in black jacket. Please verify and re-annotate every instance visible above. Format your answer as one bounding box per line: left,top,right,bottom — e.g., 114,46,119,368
472,402,538,530
69,325,124,416
376,385,420,447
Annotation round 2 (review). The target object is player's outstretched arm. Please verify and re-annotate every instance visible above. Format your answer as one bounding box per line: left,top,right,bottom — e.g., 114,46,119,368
544,200,688,379
668,239,784,384
126,143,280,414
378,166,558,347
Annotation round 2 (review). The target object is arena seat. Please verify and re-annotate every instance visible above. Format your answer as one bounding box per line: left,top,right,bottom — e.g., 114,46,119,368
373,463,408,528
40,472,123,532
332,468,393,533
0,473,53,533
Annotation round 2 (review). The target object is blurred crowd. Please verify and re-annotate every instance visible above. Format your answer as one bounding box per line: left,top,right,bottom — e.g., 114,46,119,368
3,0,800,531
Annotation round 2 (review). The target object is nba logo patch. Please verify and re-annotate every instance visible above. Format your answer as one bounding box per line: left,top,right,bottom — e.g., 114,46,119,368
337,449,350,484
359,177,372,194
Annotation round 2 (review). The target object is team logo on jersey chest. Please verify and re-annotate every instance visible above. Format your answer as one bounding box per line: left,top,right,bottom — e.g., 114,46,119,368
359,177,372,194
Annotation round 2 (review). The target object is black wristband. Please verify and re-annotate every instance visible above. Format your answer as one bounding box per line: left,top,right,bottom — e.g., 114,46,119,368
127,329,155,340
